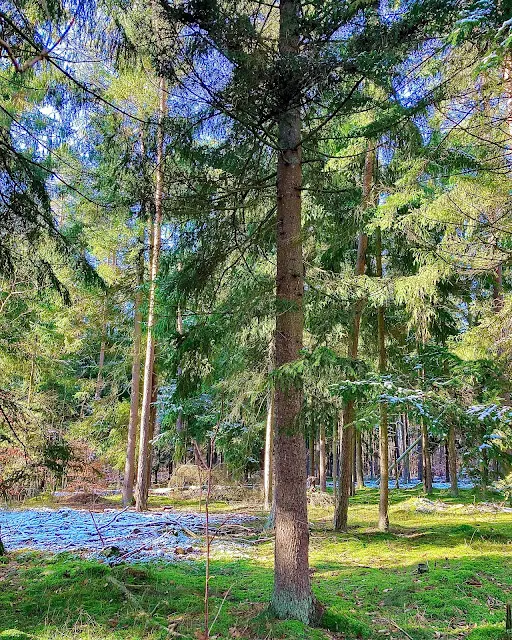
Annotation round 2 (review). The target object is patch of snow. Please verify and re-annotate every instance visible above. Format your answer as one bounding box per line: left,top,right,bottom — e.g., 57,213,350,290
0,507,254,563
326,478,474,490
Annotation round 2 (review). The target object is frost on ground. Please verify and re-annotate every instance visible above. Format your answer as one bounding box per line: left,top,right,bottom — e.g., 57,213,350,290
0,508,255,563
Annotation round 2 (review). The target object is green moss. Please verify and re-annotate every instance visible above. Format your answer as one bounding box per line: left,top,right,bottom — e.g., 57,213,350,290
0,488,511,639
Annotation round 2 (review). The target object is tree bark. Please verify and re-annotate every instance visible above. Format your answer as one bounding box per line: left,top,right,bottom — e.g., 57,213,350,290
332,420,338,501
394,427,400,489
334,143,374,531
401,414,410,484
263,390,275,510
122,217,145,507
135,77,167,512
376,226,389,532
334,402,354,531
421,418,433,494
355,429,364,489
319,423,326,492
417,432,423,481
309,427,316,478
145,367,158,491
176,262,184,434
270,0,317,623
448,424,458,497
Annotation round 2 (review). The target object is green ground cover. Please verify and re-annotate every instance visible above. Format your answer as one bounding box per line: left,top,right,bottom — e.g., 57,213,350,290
1,488,511,640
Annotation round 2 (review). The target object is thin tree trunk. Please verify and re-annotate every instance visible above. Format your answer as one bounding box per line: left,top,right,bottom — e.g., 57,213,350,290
401,415,410,484
310,427,316,478
376,226,389,532
332,420,338,501
335,142,374,531
135,77,167,512
263,390,275,510
421,418,433,494
394,427,400,489
176,262,184,434
270,0,316,623
448,424,458,497
145,367,158,492
355,430,364,489
335,402,353,531
319,423,326,492
122,219,145,507
417,431,423,482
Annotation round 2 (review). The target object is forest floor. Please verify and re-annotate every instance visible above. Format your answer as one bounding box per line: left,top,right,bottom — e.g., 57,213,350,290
0,487,511,640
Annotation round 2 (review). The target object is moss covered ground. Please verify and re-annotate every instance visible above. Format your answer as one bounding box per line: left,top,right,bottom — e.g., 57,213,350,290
1,487,511,639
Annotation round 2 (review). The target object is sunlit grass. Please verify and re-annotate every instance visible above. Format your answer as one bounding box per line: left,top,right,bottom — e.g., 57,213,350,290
1,487,511,639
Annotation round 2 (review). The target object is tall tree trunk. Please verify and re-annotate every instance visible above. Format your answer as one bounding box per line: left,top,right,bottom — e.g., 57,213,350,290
270,0,316,623
309,427,316,478
394,427,400,489
447,424,458,497
334,402,354,531
145,367,158,491
122,219,145,507
355,430,364,489
176,262,184,434
417,432,423,482
135,77,167,512
421,418,433,494
401,415,410,484
332,420,338,501
263,390,275,510
335,143,374,531
319,424,326,492
376,226,389,532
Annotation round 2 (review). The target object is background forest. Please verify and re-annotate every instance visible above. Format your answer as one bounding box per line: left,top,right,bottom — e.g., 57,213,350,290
1,1,512,639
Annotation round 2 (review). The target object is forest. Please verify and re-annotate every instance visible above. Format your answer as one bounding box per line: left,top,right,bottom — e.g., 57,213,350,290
1,1,512,639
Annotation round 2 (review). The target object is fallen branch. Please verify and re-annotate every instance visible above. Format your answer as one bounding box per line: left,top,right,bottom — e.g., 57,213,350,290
385,618,414,640
89,510,106,547
209,585,233,636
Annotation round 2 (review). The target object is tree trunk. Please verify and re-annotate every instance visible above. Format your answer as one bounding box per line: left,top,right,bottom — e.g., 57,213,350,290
309,427,316,478
376,226,389,532
263,390,275,510
355,429,364,489
417,433,423,482
135,77,167,512
145,367,158,491
270,0,316,623
122,219,145,507
394,427,400,489
332,420,338,501
176,262,184,434
319,424,326,492
447,424,458,497
401,415,410,484
421,418,433,494
334,402,353,531
334,143,374,531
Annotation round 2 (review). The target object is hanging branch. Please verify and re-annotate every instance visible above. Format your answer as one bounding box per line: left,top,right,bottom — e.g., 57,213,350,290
0,17,75,73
